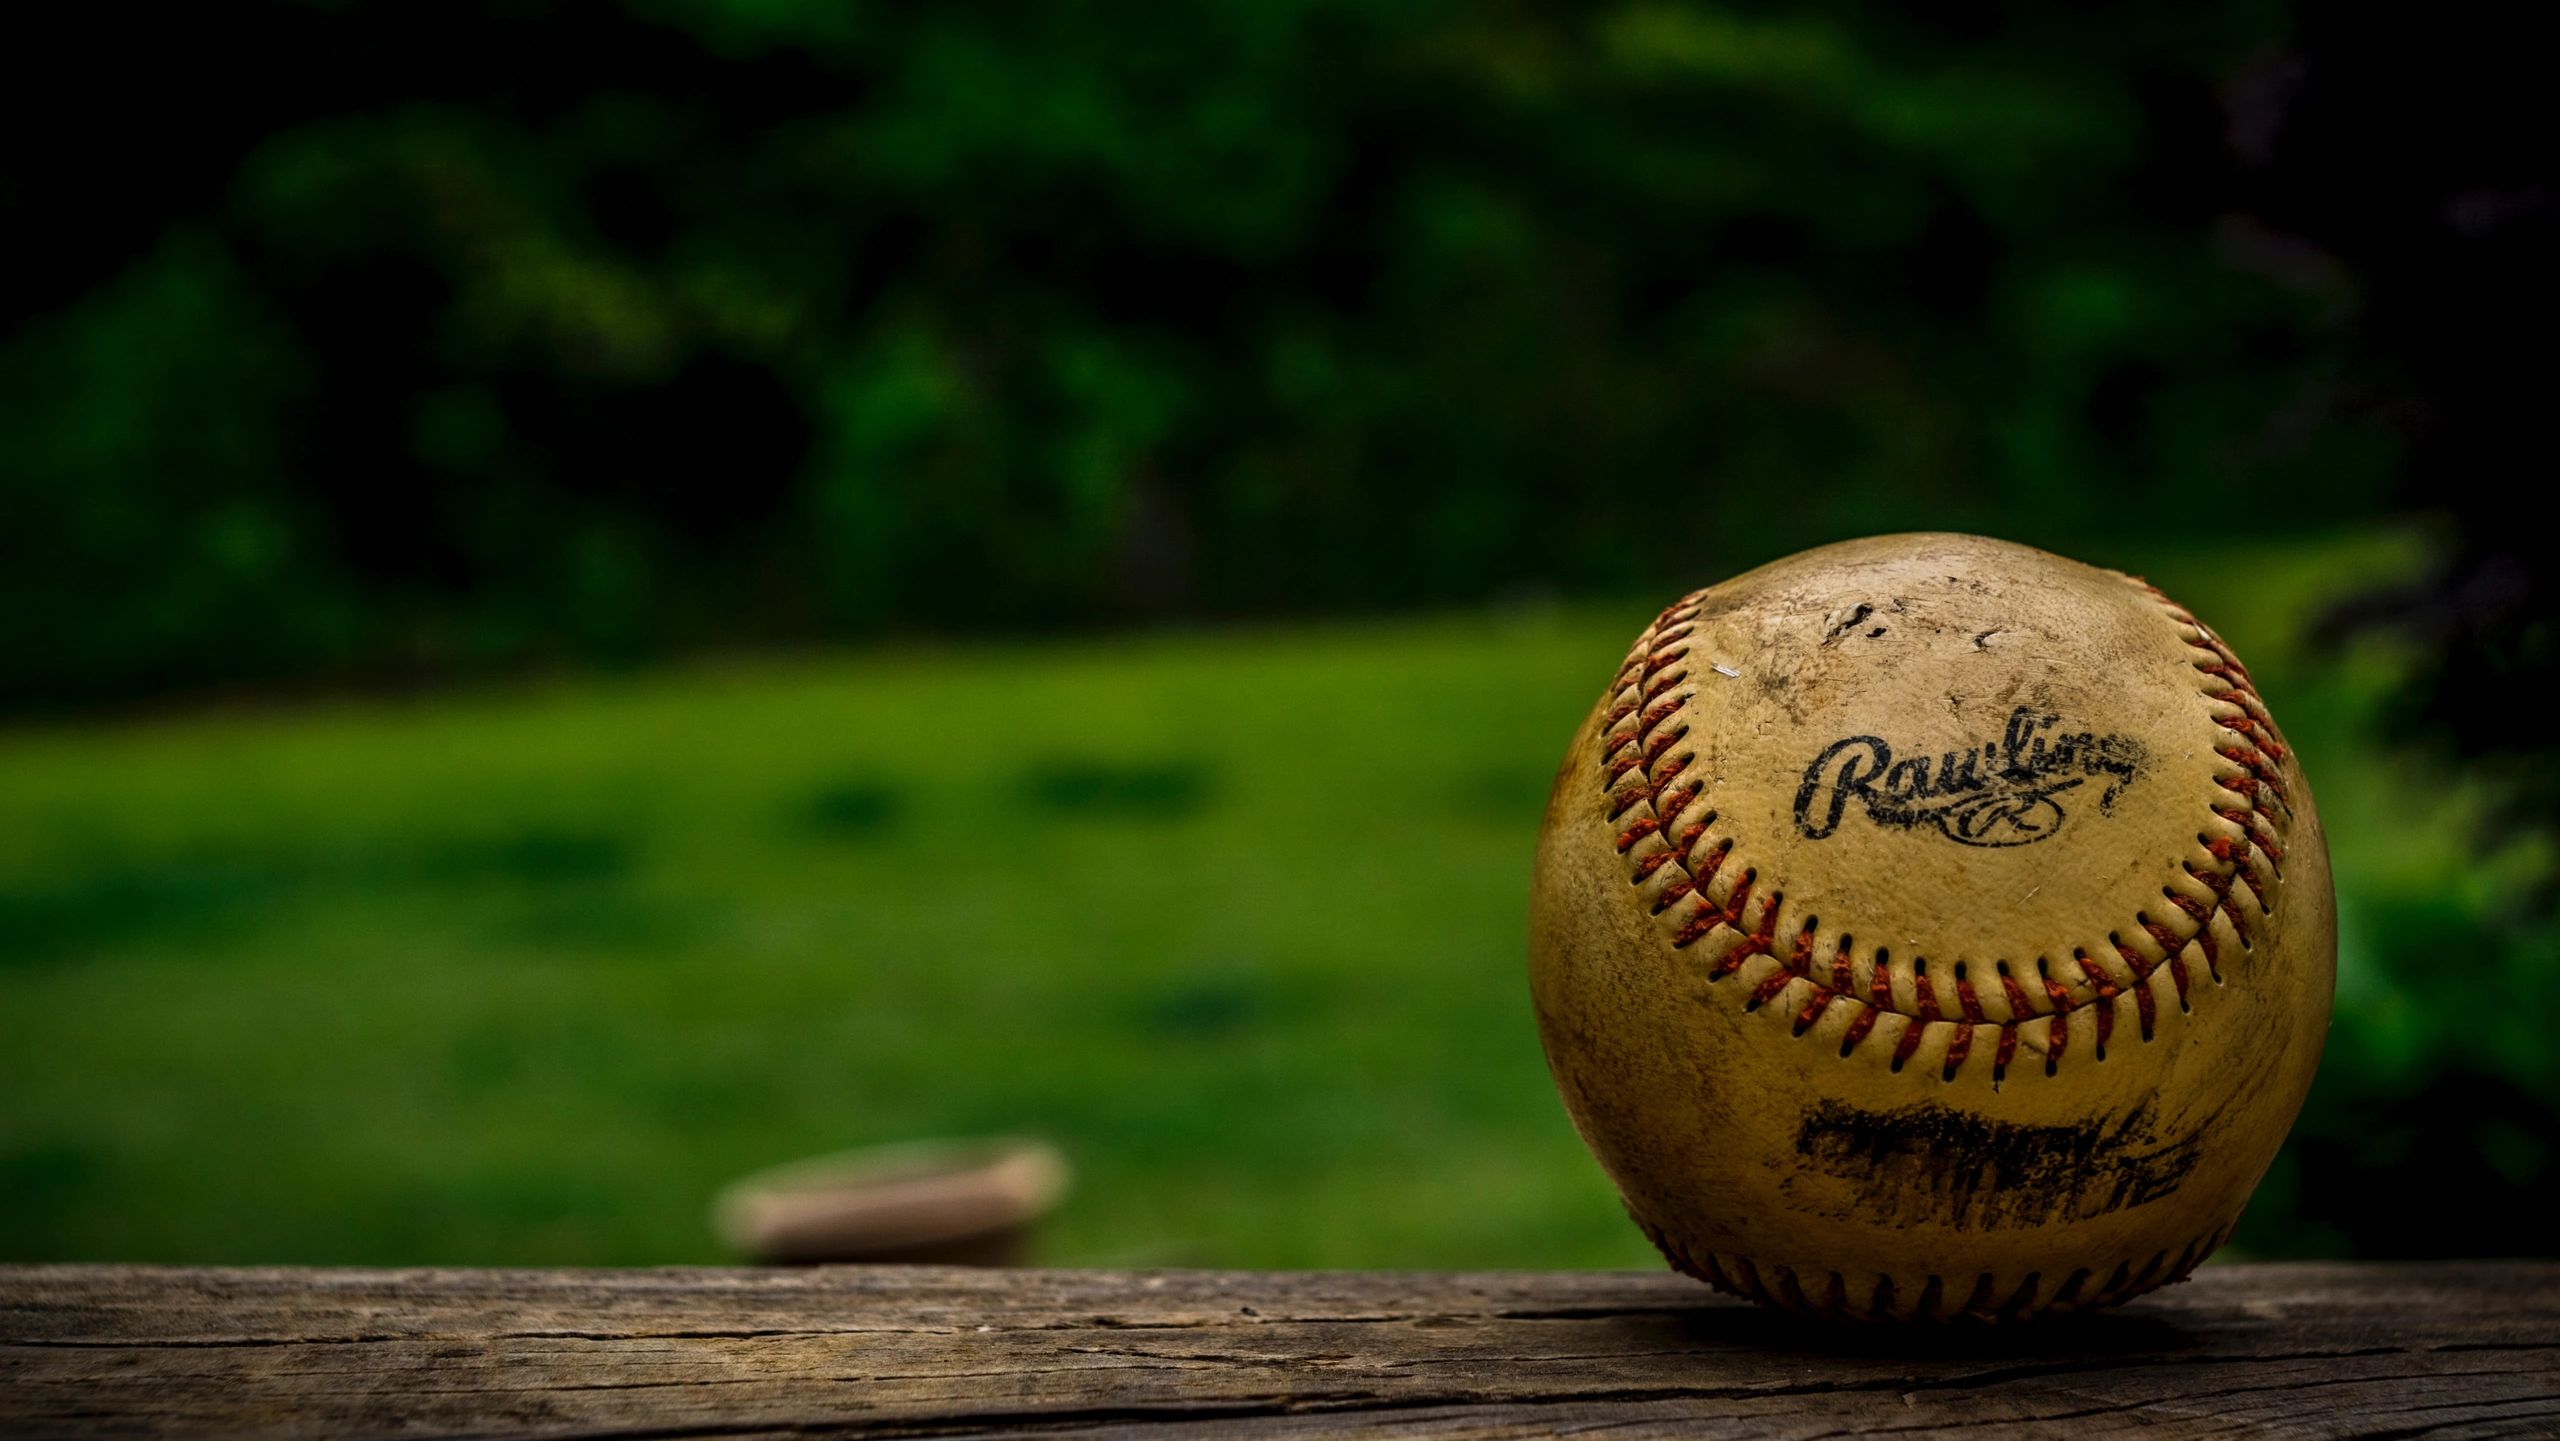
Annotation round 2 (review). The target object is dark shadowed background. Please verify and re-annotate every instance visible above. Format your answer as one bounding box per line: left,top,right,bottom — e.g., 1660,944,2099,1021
3,1,2552,1268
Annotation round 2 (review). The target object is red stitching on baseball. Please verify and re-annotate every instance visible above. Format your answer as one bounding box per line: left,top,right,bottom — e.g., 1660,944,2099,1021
2038,957,2072,1013
1653,779,1702,819
1640,726,1688,767
1840,1007,1880,1055
1998,961,2033,1023
1590,578,2289,1081
1940,1023,1972,1081
1795,989,1834,1036
1747,967,1795,1011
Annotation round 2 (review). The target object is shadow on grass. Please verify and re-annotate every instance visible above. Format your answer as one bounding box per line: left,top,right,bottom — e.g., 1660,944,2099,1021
1021,757,1215,820
790,779,910,839
0,826,638,964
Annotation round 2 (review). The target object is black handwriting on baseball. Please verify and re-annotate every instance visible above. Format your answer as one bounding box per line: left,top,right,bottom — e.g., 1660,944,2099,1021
1793,707,2145,848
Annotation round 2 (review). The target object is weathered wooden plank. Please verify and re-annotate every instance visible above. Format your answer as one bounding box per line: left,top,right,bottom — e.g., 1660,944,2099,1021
2,1262,2554,1438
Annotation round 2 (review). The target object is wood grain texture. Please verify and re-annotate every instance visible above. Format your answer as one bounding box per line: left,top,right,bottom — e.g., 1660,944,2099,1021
3,1262,2555,1438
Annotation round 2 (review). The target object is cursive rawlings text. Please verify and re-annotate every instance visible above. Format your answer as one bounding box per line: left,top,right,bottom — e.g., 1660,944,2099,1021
1793,707,2145,848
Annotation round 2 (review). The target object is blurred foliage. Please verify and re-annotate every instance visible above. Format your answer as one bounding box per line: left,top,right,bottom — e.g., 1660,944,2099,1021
3,0,2554,1267
0,534,2532,1270
1,0,2413,705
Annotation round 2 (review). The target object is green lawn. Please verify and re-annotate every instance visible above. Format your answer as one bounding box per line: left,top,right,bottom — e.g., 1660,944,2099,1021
0,531,2463,1267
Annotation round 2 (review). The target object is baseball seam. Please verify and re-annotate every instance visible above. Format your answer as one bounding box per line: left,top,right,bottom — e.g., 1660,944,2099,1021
1636,1213,2237,1323
1591,577,2294,1084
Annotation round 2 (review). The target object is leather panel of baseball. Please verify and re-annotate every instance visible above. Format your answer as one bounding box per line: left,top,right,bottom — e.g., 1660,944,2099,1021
1529,533,2334,1321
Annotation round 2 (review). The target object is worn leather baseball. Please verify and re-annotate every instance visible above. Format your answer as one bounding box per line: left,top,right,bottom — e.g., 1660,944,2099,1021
1530,533,2333,1321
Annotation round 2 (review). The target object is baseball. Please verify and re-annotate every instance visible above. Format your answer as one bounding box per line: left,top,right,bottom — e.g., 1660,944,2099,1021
1530,533,2334,1322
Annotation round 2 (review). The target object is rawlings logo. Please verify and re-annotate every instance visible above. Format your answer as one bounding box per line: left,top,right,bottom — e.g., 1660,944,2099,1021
1793,707,2145,848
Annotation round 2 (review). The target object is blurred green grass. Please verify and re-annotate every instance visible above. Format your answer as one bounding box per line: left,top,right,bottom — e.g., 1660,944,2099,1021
0,529,2477,1267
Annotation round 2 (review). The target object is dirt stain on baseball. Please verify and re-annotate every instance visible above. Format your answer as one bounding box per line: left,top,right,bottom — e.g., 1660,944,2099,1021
1794,1099,2207,1231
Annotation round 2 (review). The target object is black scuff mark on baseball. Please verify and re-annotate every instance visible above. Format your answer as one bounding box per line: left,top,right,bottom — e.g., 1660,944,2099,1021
1794,1099,2210,1231
1822,603,1876,648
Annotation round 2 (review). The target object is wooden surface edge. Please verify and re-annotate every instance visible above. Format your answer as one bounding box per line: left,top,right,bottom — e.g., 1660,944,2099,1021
4,1261,2557,1437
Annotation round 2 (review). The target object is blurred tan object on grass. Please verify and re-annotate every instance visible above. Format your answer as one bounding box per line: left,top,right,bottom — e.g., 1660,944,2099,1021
713,1139,1071,1265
